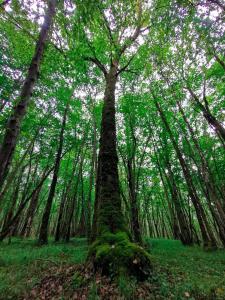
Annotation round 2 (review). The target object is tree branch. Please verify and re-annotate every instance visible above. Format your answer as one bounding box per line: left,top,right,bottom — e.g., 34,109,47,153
117,54,136,75
84,56,107,76
118,0,143,57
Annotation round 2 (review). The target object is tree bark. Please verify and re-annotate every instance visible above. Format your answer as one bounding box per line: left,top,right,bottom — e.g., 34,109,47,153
0,165,52,241
94,64,125,236
127,159,142,244
20,185,42,237
0,0,57,190
187,87,225,144
153,96,217,248
38,102,68,245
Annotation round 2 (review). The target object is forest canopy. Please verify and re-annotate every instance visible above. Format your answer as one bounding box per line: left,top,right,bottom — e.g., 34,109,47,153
0,0,225,298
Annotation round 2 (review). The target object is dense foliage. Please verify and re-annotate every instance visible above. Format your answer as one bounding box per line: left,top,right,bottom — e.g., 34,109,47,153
0,0,225,294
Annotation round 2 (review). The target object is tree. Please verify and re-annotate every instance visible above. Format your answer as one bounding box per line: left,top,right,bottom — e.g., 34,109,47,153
0,0,57,190
78,0,152,277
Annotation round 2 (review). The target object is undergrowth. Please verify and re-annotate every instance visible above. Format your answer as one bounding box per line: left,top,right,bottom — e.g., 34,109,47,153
0,237,87,299
0,237,225,299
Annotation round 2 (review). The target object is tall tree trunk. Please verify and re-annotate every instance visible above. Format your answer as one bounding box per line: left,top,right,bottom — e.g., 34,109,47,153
0,100,6,113
55,185,67,242
94,65,125,236
0,0,57,190
90,63,151,278
127,159,142,244
63,148,86,242
87,112,97,242
1,175,21,233
177,101,225,245
0,165,52,241
20,185,42,237
153,96,217,248
187,87,225,144
38,103,68,245
54,151,80,242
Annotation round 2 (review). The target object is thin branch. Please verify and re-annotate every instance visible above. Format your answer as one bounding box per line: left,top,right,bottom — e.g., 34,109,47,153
203,78,210,112
118,0,143,57
84,56,107,76
1,10,66,57
117,54,136,75
99,8,117,50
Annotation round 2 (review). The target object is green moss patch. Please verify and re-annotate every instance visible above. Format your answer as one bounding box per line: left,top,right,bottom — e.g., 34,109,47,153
88,232,152,280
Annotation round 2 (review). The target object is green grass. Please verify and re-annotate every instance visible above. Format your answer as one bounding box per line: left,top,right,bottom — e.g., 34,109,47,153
147,238,225,299
0,237,88,299
0,237,225,299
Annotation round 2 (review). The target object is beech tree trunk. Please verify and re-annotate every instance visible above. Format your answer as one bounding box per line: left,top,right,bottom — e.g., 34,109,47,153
0,0,57,190
93,64,125,236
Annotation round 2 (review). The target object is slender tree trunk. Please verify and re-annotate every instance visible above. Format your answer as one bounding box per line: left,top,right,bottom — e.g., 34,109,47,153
55,151,80,242
55,186,67,242
0,165,52,241
127,159,142,244
76,166,86,237
1,175,21,233
0,136,36,205
20,185,42,237
38,103,68,245
87,114,97,242
214,53,225,71
153,96,217,248
187,87,225,144
0,100,6,113
90,155,100,242
0,0,57,190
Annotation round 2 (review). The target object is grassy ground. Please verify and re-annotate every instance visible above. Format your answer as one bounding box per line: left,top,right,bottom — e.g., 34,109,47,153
148,239,225,299
0,238,224,299
0,238,88,299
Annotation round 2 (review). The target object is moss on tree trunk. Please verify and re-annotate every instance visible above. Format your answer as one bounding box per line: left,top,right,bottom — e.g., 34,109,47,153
89,64,152,279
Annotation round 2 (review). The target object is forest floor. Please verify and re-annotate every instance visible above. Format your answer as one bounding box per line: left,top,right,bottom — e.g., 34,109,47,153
0,238,225,300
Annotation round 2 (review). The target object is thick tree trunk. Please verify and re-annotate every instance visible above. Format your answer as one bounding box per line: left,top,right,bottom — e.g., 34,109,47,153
0,0,57,190
90,65,152,279
94,65,125,235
